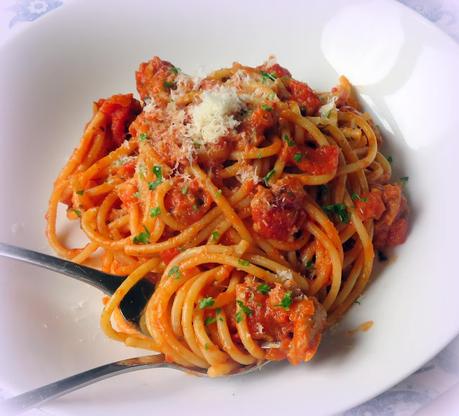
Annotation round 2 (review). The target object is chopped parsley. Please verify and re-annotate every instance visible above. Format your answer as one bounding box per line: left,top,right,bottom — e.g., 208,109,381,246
181,185,189,195
323,203,350,224
199,297,215,309
277,291,293,310
168,265,181,279
215,189,223,198
263,168,276,186
72,209,81,217
148,165,163,190
133,191,141,199
139,133,148,142
351,193,368,202
283,134,295,147
305,258,315,269
387,155,393,164
211,231,220,241
260,71,277,82
400,176,409,185
261,104,273,112
76,190,84,196
293,152,303,163
257,152,262,159
235,300,253,323
133,225,150,245
238,259,250,267
204,343,209,350
354,299,361,305
257,283,271,295
205,316,217,326
149,207,161,218
163,81,176,89
170,66,181,75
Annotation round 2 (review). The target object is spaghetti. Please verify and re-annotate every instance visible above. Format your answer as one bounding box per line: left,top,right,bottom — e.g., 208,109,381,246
47,56,409,376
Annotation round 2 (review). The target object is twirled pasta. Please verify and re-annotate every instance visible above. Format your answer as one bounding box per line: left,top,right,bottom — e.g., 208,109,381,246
47,57,409,376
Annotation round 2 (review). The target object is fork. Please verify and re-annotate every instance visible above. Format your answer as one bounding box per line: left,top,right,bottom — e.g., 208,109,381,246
0,353,267,414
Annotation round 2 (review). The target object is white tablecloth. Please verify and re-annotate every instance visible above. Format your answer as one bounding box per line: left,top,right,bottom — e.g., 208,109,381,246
0,1,458,415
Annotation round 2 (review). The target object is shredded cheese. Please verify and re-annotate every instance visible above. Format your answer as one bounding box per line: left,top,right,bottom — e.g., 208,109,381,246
277,269,294,282
186,85,245,145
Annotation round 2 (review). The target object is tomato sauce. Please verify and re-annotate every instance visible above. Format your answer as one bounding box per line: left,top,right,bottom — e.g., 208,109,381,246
251,177,307,241
97,94,141,148
164,179,212,227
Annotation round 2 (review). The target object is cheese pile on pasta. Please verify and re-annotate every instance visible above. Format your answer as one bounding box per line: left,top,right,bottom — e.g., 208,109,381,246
47,56,409,376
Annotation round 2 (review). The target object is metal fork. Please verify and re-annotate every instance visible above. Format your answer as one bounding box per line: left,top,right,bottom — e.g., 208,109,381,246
0,354,267,414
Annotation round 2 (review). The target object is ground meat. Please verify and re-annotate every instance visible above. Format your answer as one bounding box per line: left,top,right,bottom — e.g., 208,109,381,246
164,179,212,227
288,79,322,116
135,56,176,105
96,94,142,148
234,277,326,365
251,177,307,241
355,184,409,249
286,145,340,175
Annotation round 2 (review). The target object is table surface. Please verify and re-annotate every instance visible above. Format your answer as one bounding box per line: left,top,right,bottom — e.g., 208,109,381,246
0,1,458,415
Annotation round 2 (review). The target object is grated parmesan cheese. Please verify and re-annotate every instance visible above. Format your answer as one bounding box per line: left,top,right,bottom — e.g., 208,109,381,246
143,97,157,113
319,96,337,119
186,85,245,144
264,54,278,67
277,269,294,282
113,155,136,168
237,164,260,185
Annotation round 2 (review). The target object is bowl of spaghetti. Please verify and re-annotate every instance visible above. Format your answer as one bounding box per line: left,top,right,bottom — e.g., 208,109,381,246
1,0,458,415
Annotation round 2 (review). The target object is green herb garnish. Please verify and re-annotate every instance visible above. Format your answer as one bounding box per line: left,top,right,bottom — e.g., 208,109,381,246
163,81,176,89
72,209,81,217
170,66,181,75
139,133,148,142
199,297,215,309
235,300,253,323
168,265,181,279
305,258,315,269
133,225,150,245
387,155,393,164
283,134,295,147
205,316,217,326
257,283,271,295
148,165,163,190
150,207,161,218
76,190,84,196
261,104,273,112
263,168,276,186
322,203,350,224
293,152,303,163
400,176,409,185
277,291,293,310
260,71,277,82
238,259,250,267
211,231,220,241
181,185,189,195
351,193,368,202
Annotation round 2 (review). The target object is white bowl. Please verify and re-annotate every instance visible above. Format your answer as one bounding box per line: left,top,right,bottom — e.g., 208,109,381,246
0,0,458,415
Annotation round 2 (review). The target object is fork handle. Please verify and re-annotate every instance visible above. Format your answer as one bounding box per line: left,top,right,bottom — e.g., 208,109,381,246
0,354,166,414
0,242,122,295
